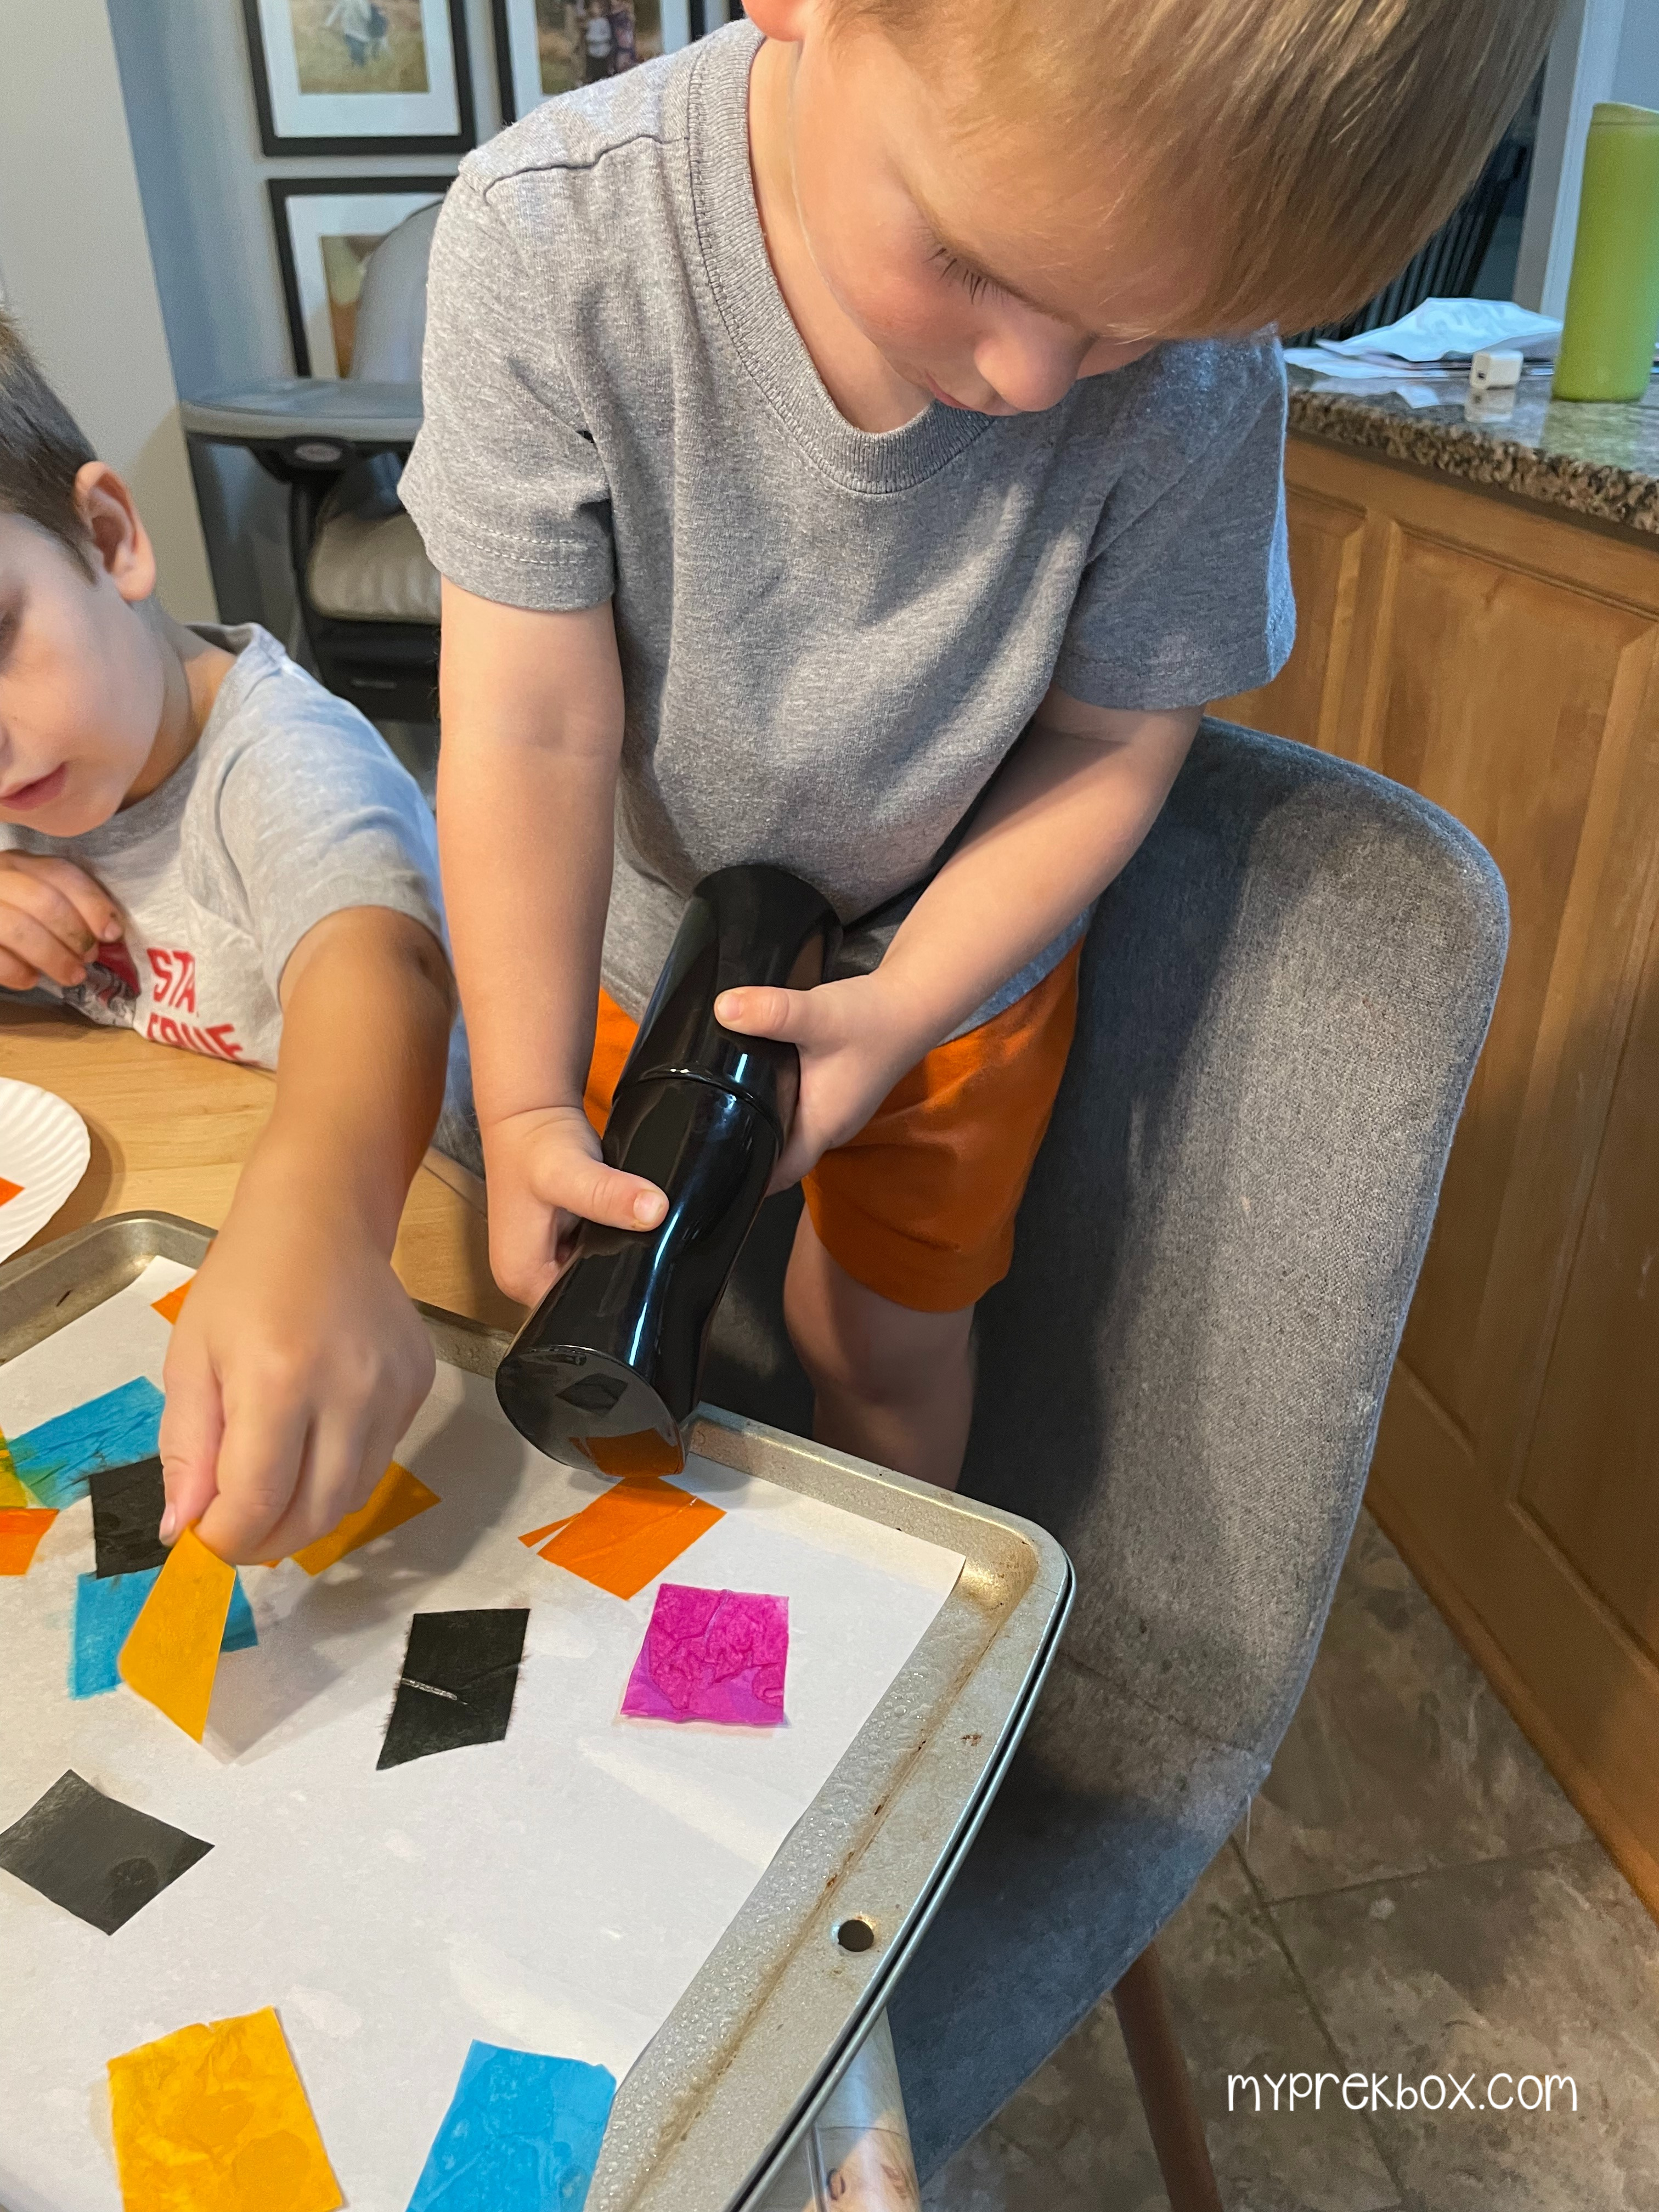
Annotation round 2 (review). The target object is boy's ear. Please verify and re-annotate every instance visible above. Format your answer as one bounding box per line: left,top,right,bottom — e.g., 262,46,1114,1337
742,0,818,43
72,460,157,605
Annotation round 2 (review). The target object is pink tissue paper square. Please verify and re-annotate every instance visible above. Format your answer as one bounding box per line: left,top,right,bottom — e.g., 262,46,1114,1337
620,1582,789,1727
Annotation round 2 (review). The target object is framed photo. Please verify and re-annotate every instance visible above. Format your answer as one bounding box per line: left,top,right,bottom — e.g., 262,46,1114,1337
492,0,700,122
242,0,476,155
270,179,452,376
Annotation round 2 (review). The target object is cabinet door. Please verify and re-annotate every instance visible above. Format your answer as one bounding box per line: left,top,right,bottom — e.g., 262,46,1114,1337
1218,479,1368,752
1229,435,1659,1914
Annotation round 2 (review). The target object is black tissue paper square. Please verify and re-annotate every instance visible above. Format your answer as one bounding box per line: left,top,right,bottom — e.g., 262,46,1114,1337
0,1770,212,1933
89,1457,169,1578
377,1608,529,1770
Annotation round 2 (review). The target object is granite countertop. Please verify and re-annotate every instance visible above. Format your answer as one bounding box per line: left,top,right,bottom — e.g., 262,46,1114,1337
1286,366,1659,536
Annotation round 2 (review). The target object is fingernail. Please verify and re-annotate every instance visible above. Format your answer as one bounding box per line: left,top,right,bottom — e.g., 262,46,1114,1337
634,1192,665,1225
715,991,739,1020
158,1504,178,1542
100,922,122,941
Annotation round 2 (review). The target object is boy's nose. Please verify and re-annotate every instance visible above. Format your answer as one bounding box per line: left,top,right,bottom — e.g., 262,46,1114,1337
973,328,1093,415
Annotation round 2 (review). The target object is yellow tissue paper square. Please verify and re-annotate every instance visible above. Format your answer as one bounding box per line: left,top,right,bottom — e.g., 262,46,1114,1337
0,1429,32,1510
108,2005,342,2212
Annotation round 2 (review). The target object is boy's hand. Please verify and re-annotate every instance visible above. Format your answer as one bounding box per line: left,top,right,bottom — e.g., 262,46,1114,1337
715,972,922,1190
482,1103,668,1309
477,983,906,1307
0,851,124,990
712,698,1200,1194
158,1183,436,1566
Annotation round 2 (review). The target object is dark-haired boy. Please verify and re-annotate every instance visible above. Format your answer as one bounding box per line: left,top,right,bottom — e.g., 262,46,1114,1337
0,316,473,1565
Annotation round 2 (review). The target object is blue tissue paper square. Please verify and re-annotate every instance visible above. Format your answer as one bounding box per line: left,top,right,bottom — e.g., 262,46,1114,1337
407,2040,616,2211
71,1564,258,1697
11,1378,166,1510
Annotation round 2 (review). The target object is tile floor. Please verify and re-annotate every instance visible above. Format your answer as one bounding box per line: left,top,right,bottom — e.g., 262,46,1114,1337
923,1511,1659,2211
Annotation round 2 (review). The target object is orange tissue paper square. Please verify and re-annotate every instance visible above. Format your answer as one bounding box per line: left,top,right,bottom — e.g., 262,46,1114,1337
118,1526,235,1742
151,1280,193,1325
529,1477,723,1601
0,1507,57,1575
288,1460,437,1575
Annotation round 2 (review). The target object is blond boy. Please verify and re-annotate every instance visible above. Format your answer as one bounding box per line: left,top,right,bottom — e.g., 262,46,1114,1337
404,0,1554,1487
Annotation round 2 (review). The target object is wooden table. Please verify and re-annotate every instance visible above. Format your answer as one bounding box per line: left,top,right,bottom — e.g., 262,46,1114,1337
2,1001,522,1332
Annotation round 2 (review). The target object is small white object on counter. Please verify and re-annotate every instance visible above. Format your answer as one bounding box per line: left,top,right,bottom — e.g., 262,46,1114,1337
0,1078,90,1266
1469,349,1524,395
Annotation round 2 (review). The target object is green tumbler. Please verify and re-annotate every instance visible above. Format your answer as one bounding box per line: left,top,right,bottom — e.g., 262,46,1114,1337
1553,103,1659,403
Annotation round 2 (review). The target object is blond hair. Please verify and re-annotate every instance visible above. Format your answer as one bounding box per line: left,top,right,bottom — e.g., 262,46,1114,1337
843,0,1559,334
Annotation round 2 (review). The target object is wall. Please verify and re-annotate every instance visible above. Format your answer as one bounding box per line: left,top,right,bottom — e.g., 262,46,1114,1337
0,0,217,620
1613,0,1659,110
105,0,731,641
107,0,503,395
1516,0,1657,317
105,0,503,639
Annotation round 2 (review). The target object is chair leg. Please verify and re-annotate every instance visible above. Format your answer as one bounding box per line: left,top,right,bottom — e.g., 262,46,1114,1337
1111,1941,1224,2212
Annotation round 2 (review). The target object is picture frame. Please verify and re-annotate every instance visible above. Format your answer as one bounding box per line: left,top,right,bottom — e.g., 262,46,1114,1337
491,0,704,123
242,0,476,156
269,178,453,376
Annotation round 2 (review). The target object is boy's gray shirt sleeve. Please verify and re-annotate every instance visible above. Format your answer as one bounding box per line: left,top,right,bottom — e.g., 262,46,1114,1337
208,696,448,1001
399,173,616,612
1052,346,1294,712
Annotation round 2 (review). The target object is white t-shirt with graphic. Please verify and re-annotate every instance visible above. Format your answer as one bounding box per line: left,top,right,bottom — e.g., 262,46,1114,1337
0,623,478,1169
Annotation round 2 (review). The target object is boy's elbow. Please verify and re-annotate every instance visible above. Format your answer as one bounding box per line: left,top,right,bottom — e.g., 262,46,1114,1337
394,913,459,1022
282,907,456,1028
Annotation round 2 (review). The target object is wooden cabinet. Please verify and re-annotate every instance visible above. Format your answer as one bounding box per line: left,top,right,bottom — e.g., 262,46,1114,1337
1218,433,1659,1917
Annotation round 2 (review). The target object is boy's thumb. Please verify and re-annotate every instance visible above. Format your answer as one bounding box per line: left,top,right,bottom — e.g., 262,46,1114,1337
157,1356,224,1544
159,1454,220,1544
714,985,803,1041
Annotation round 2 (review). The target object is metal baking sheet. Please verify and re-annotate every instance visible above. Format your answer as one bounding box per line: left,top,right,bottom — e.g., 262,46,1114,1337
0,1213,1072,2210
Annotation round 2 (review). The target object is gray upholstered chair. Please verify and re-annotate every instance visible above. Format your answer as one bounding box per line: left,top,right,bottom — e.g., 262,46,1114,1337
704,716,1506,2203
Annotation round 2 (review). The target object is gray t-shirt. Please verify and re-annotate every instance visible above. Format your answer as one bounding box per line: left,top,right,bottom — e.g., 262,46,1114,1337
0,623,479,1170
401,22,1293,1029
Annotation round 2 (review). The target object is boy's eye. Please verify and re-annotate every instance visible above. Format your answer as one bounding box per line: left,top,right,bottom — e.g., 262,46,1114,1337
929,244,1000,304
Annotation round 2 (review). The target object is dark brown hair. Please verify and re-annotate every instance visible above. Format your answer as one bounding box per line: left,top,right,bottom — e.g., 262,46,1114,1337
0,309,97,575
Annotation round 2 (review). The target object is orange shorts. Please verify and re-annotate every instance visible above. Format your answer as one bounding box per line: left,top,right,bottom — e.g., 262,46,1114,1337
584,944,1080,1313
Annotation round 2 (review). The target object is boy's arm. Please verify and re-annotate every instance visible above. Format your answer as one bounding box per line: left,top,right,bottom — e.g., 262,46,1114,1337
435,579,667,1310
719,690,1199,1186
159,907,453,1564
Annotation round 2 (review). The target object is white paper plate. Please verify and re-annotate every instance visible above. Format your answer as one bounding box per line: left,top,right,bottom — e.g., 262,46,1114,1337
0,1078,91,1265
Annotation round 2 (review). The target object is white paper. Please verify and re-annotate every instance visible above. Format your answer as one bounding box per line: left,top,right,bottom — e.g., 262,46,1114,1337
0,1255,190,1443
0,1287,964,2212
1308,299,1562,366
1283,348,1454,381
1386,382,1452,411
1283,356,1465,410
